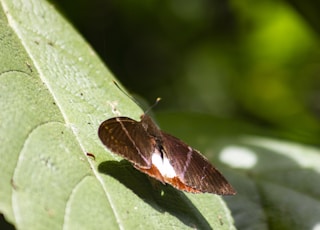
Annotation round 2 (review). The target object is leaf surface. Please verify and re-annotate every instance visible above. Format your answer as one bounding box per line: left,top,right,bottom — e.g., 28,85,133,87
0,1,235,229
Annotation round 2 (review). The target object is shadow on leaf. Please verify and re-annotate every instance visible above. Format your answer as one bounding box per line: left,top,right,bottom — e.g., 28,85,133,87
98,160,213,230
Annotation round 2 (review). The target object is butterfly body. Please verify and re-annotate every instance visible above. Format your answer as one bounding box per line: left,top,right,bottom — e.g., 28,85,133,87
98,114,236,195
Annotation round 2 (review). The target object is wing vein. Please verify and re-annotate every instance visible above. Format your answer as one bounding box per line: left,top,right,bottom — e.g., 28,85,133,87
116,117,149,164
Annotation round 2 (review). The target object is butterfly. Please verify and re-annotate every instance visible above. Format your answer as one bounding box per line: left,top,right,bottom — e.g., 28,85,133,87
98,114,235,195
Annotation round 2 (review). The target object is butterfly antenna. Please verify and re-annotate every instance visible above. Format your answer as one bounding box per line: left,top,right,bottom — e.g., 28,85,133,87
145,97,161,115
113,80,140,105
113,80,161,114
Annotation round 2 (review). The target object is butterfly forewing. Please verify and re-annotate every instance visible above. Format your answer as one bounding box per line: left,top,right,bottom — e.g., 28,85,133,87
98,117,153,168
162,133,236,195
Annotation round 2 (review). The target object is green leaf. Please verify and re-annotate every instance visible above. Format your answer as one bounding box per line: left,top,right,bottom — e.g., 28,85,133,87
157,113,320,230
0,0,235,229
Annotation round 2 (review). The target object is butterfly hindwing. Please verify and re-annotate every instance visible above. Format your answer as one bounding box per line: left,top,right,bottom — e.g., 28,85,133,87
161,133,236,195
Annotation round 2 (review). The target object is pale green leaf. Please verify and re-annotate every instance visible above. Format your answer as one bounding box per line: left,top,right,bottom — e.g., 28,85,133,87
0,0,235,229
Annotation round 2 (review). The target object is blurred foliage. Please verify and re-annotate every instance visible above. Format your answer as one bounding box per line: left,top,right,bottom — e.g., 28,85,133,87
51,0,320,144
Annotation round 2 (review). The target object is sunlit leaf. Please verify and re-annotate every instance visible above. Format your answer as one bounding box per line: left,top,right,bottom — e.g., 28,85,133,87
0,1,235,229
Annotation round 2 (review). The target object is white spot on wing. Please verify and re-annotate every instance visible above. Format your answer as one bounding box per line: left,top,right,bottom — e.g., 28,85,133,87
151,150,176,178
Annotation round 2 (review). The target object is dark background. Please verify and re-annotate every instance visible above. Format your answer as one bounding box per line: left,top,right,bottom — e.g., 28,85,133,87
50,0,320,144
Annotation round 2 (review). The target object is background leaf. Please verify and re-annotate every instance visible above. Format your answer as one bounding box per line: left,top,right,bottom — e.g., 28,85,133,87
0,0,235,229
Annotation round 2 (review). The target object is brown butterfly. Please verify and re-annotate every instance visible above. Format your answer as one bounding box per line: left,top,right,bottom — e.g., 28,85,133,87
98,114,236,195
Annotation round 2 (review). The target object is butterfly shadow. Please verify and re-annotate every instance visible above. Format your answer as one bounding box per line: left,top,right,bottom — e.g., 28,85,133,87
98,160,213,230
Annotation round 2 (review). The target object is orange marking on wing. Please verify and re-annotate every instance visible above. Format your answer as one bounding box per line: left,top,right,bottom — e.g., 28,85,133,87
135,164,166,184
135,164,201,193
165,177,201,193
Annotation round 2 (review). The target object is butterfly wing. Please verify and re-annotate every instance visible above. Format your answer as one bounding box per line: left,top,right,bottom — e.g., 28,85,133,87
98,117,153,168
161,132,236,195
